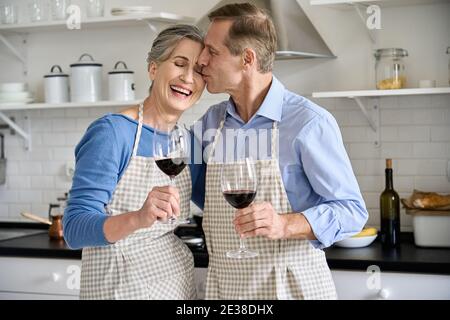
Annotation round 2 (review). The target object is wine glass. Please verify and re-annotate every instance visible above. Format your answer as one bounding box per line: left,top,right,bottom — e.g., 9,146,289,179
153,123,190,225
221,157,259,259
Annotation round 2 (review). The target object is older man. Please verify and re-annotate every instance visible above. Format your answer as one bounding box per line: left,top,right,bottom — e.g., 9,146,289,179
190,2,368,300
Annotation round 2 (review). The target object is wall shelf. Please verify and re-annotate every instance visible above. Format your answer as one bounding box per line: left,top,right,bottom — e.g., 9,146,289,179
312,87,450,147
310,0,448,7
312,87,450,98
0,13,195,34
0,99,144,112
0,99,144,150
0,12,193,151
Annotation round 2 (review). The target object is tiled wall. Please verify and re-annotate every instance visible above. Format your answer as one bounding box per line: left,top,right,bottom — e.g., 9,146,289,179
1,93,449,232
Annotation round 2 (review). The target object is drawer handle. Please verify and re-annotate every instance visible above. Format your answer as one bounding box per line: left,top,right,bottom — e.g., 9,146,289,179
378,288,390,299
52,273,61,282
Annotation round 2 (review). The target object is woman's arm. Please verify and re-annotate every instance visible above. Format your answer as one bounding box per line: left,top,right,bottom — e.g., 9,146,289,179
63,116,181,248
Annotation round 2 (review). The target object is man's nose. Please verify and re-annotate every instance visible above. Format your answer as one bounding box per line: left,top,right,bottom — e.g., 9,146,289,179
198,47,208,67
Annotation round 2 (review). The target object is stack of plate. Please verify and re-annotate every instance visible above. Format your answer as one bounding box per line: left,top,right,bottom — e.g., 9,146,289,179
111,6,153,16
0,83,33,106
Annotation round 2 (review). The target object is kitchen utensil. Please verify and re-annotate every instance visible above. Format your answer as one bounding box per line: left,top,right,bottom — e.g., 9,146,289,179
70,53,103,102
108,61,135,101
86,0,104,18
334,234,377,248
44,65,69,103
0,133,6,185
21,211,64,240
21,212,52,225
51,0,70,20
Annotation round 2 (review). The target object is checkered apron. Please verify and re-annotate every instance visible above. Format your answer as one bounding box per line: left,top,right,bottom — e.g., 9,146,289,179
203,114,337,300
79,103,195,300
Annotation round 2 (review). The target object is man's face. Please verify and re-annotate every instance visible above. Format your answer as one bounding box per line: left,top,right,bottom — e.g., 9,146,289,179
198,20,244,94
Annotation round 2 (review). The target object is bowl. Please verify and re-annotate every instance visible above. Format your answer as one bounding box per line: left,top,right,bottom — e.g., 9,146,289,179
0,91,31,102
334,234,377,248
0,82,27,92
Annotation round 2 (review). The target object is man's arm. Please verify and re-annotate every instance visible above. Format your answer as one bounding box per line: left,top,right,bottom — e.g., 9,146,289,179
234,114,368,248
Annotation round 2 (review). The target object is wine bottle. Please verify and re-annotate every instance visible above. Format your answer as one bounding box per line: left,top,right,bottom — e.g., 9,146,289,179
380,159,401,248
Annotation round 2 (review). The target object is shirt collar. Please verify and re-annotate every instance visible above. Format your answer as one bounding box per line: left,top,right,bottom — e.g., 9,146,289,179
226,76,285,123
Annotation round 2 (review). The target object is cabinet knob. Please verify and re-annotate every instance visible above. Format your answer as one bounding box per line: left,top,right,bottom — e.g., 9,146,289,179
52,272,61,282
378,288,390,299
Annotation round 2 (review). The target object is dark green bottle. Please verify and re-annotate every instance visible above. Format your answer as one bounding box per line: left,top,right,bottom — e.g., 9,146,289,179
380,159,400,248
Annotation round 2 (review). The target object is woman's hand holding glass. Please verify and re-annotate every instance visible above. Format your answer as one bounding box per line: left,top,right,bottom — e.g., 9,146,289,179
136,186,180,228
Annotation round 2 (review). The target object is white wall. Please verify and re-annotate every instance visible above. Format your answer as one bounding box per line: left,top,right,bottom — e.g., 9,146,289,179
0,0,449,233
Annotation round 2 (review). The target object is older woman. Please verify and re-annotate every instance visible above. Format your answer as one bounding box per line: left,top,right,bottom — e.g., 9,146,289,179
63,25,205,300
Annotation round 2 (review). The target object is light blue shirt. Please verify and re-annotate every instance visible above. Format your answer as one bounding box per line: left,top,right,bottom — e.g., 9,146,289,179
191,76,368,249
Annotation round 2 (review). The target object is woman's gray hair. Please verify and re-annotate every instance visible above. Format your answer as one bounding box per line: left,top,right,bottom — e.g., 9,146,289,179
147,24,204,92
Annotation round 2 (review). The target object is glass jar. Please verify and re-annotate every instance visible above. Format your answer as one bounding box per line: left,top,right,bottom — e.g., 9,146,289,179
374,48,408,90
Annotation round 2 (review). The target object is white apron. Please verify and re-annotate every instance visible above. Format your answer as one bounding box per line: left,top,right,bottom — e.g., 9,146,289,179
202,113,337,300
79,103,195,300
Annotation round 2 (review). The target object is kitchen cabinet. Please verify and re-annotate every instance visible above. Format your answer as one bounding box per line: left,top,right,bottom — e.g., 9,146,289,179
2,256,450,299
0,256,81,299
0,256,208,300
332,269,450,300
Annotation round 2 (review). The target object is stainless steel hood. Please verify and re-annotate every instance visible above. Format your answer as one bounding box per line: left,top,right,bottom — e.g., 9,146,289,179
196,0,336,60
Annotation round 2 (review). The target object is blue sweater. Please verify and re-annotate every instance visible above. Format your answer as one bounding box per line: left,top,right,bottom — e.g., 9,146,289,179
62,114,205,249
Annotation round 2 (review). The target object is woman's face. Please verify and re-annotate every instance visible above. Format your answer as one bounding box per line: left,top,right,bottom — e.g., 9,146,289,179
149,38,205,114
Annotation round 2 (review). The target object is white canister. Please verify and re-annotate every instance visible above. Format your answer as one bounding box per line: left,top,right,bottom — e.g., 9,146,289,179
108,61,135,101
70,53,103,102
44,65,69,104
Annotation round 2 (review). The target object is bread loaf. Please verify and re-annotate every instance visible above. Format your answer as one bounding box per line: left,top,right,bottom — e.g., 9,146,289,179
411,190,450,209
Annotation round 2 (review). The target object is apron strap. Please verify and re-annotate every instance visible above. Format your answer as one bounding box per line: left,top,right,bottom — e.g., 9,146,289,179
271,121,278,161
206,109,227,163
132,103,144,157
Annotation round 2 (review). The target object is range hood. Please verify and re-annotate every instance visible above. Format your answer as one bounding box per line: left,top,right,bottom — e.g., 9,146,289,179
196,0,336,60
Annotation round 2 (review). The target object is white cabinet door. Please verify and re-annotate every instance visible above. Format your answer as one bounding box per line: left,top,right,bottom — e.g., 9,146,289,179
332,269,450,300
0,291,79,300
0,257,81,298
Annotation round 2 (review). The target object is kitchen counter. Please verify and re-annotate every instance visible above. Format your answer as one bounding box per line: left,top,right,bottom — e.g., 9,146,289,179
1,222,449,274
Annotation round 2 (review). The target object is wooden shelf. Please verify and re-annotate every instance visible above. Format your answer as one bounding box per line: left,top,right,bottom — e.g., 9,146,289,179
312,87,450,98
0,99,144,111
0,12,195,33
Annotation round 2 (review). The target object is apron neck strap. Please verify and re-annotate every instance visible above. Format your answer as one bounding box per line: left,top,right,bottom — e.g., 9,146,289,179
132,103,144,157
207,109,280,162
271,121,278,160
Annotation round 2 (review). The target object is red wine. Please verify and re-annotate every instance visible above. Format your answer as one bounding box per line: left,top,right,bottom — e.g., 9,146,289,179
380,159,400,248
223,190,256,209
155,157,188,177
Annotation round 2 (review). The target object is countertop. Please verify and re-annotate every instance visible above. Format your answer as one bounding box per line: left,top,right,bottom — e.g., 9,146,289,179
1,222,449,274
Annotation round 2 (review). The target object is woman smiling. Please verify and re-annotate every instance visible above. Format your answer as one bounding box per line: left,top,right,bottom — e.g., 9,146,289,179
63,25,205,300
